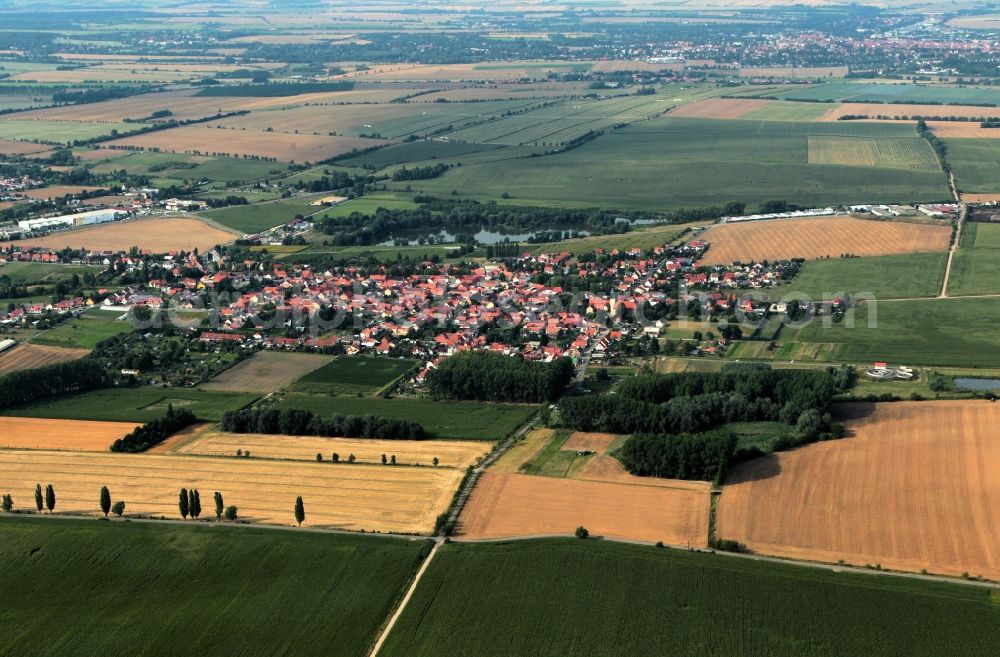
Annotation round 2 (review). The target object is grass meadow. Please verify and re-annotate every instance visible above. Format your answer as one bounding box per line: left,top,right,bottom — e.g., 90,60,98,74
945,139,1000,193
947,222,1000,296
790,297,1000,368
784,252,948,300
202,196,322,233
0,516,426,657
379,539,1000,657
32,313,134,350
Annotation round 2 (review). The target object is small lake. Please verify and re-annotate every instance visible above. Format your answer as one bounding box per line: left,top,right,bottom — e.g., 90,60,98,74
954,377,1000,391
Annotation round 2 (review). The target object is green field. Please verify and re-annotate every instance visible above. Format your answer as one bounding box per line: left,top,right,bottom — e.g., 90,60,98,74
0,262,102,283
380,539,1000,657
441,94,672,146
946,222,1000,296
0,120,113,143
785,252,948,300
945,139,1000,193
401,118,951,210
338,140,507,168
276,393,535,440
32,312,134,350
790,296,1000,367
740,101,835,121
291,356,418,395
2,387,259,422
309,192,422,220
202,196,322,233
755,82,1000,105
0,516,426,657
90,151,289,183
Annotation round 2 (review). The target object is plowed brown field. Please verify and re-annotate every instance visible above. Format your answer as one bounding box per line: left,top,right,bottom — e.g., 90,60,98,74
457,471,710,545
697,216,950,265
0,449,460,533
562,432,617,452
0,417,138,450
201,351,332,393
718,401,1000,580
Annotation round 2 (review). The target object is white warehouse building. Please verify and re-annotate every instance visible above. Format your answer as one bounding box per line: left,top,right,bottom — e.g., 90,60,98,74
18,209,118,232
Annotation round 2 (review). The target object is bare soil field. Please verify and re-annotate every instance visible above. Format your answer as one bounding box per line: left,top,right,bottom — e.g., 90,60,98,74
201,352,332,393
0,449,461,533
697,216,951,265
961,193,1000,203
457,471,710,545
0,417,138,450
0,344,88,375
562,431,618,452
0,139,51,156
12,217,238,252
947,14,1000,29
821,103,1000,122
669,98,773,119
22,185,101,200
104,125,387,162
718,400,1000,580
739,66,848,78
175,431,490,468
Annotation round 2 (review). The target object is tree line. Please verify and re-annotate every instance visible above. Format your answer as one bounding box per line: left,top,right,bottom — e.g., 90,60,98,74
0,360,107,411
220,408,425,439
561,366,852,435
391,163,450,181
425,351,575,403
110,405,197,453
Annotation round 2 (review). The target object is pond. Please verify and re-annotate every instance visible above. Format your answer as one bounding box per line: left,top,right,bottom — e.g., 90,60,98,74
954,377,1000,391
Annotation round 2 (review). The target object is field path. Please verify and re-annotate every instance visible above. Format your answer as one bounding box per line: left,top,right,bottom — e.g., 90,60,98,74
940,201,966,298
368,540,442,657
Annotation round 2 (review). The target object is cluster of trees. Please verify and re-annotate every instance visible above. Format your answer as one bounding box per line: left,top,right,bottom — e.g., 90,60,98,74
220,408,425,439
179,488,202,519
616,431,737,482
561,367,852,435
917,120,950,173
425,351,575,403
293,170,374,194
0,360,107,411
99,486,126,517
391,163,449,181
110,405,198,453
194,81,355,97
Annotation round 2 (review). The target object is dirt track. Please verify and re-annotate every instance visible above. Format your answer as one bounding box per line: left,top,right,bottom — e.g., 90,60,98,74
718,400,1000,580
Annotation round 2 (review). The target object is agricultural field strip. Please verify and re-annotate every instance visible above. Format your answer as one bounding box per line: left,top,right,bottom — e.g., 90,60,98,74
443,95,669,144
0,449,460,532
807,135,941,172
176,432,491,469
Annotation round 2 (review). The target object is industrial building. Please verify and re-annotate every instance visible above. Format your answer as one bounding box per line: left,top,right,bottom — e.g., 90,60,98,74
18,209,118,232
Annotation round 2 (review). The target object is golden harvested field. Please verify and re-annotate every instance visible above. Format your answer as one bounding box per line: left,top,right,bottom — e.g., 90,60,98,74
697,216,951,265
415,86,584,102
0,344,88,375
22,185,101,200
947,14,1000,30
0,417,138,451
489,428,555,474
927,122,1000,139
201,352,332,393
591,60,683,73
820,103,1000,122
346,62,586,82
718,401,1000,580
13,217,238,252
104,125,387,162
562,431,617,452
806,135,941,171
669,98,773,119
175,431,490,469
19,91,255,123
0,449,461,533
458,472,710,545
